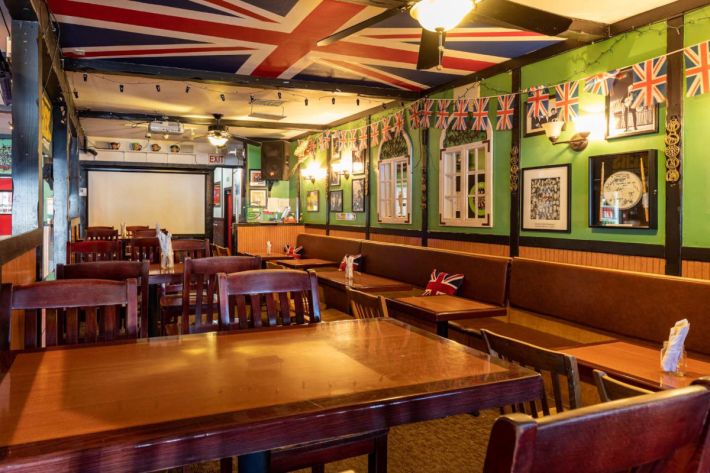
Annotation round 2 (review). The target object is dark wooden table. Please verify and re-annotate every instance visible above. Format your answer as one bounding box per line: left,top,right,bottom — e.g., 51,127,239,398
276,258,339,270
239,251,294,267
0,319,542,473
317,270,413,293
564,340,710,391
388,295,507,338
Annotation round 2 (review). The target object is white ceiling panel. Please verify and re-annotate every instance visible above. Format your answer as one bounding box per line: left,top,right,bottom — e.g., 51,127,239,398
510,0,677,24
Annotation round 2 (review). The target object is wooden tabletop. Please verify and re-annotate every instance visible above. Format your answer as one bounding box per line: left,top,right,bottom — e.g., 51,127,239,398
148,262,184,284
0,319,541,472
390,295,507,322
276,258,339,269
240,251,295,261
317,270,413,293
564,340,710,390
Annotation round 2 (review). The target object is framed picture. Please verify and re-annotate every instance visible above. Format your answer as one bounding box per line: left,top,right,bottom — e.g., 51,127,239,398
329,166,341,186
0,139,10,175
306,190,319,212
213,181,221,207
521,164,571,232
606,67,659,139
352,149,366,175
249,189,267,208
0,191,11,214
352,178,365,212
249,169,265,187
524,100,563,137
329,189,343,212
589,150,657,229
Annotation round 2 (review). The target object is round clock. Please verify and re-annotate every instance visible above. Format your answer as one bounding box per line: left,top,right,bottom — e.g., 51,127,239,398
603,171,643,210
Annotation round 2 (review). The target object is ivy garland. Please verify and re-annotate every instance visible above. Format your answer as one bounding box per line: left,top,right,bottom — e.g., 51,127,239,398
380,134,409,160
444,128,487,148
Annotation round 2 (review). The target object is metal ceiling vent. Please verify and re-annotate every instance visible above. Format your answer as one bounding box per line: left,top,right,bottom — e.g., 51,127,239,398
249,97,286,121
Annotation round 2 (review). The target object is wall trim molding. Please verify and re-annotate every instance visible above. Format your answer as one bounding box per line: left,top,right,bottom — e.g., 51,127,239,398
682,247,710,262
520,237,665,258
0,229,43,265
328,225,367,233
369,227,422,238
428,231,510,246
304,223,327,230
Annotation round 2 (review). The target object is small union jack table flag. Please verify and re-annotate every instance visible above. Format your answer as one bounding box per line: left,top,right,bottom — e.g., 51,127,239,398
436,100,452,129
630,57,667,108
451,99,469,131
554,81,580,123
685,41,710,97
471,97,490,131
496,94,515,131
422,270,464,296
408,103,420,129
527,86,550,119
419,99,434,129
584,70,618,96
283,244,303,259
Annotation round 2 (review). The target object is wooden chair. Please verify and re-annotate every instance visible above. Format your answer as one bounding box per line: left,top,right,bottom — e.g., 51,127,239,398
347,287,388,319
594,369,653,402
126,225,149,237
129,237,161,263
133,228,168,238
265,261,286,269
482,378,710,473
481,329,581,416
172,239,210,263
0,279,138,350
86,227,119,240
210,243,231,256
57,261,150,338
67,240,122,264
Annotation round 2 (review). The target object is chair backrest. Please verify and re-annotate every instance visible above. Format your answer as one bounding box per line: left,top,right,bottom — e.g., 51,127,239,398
86,227,119,241
133,228,167,238
217,269,321,330
482,329,581,415
57,261,150,338
265,261,285,269
126,225,149,237
172,239,210,263
482,379,710,473
593,369,653,403
130,237,161,263
67,240,122,264
211,243,231,256
182,256,261,334
0,279,138,350
346,287,388,319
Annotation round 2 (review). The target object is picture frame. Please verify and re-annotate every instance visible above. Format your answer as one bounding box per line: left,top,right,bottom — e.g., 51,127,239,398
249,188,268,208
0,191,11,214
524,99,564,137
606,67,659,139
213,181,222,207
521,164,571,233
352,178,365,212
306,189,319,212
249,169,266,187
352,149,366,175
329,166,341,186
329,189,343,212
589,150,657,229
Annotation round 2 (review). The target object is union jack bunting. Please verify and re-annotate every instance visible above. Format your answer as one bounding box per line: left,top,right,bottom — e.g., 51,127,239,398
527,86,550,119
584,70,618,96
685,41,710,97
347,129,357,148
630,57,667,108
436,100,452,129
370,122,380,147
451,99,469,130
306,139,316,156
381,116,392,143
419,99,434,129
318,133,328,150
471,98,490,131
554,81,580,122
393,112,405,136
357,127,368,150
332,130,342,151
422,270,464,296
496,94,515,131
408,103,420,129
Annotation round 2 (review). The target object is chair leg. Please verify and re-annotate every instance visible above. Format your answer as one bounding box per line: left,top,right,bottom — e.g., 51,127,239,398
311,464,325,473
219,457,233,473
367,433,388,473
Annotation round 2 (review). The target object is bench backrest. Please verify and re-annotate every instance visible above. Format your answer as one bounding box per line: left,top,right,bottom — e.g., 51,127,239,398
296,233,363,262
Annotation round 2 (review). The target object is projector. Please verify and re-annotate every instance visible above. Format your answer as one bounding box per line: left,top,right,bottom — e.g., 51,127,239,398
148,120,184,135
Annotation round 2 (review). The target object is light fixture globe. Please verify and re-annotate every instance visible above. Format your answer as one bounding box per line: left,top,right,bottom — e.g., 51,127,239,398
410,0,475,32
207,125,230,147
541,120,564,143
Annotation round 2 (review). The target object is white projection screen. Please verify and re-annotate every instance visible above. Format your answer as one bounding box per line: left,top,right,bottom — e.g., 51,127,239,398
88,171,205,234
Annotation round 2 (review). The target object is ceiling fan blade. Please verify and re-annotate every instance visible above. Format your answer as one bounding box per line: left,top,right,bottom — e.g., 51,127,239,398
231,135,261,147
417,29,444,70
472,0,573,37
317,7,405,46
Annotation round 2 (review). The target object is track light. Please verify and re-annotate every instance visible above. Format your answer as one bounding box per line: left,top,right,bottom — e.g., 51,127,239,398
356,98,360,106
277,91,282,99
220,93,225,102
156,84,161,92
83,73,87,82
305,98,309,106
119,84,124,93
332,97,336,105
185,85,191,93
74,90,79,99
250,94,254,103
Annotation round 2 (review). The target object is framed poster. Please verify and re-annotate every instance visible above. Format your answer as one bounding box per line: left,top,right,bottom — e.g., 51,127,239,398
352,178,365,212
0,191,11,214
213,181,222,206
606,67,659,139
329,166,341,186
521,164,571,232
352,149,366,175
249,169,265,187
329,189,343,212
306,190,319,212
249,189,267,208
524,101,563,137
0,139,10,175
589,150,657,229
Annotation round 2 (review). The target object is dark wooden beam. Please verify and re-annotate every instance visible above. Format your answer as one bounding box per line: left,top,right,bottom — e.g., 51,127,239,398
52,103,68,266
365,115,372,240
68,129,80,219
509,68,521,257
77,110,328,132
63,58,421,101
421,125,429,247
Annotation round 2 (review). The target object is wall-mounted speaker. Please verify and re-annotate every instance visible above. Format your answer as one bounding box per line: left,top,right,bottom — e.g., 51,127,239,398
261,140,289,181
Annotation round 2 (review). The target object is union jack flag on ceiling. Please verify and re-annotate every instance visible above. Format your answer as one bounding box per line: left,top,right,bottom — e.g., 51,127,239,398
436,100,452,129
419,99,433,129
527,86,550,119
422,270,464,296
630,57,667,108
451,99,469,131
471,97,490,131
496,94,515,131
554,80,579,122
685,41,710,97
47,0,563,91
584,70,618,96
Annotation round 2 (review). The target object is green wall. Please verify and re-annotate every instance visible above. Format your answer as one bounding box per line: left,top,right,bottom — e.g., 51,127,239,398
246,143,289,203
329,119,368,227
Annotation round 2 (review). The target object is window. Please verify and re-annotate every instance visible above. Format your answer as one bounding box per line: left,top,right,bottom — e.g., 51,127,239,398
439,141,492,227
378,156,410,223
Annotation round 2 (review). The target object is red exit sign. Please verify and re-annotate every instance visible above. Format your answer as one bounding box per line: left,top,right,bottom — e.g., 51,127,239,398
209,154,224,164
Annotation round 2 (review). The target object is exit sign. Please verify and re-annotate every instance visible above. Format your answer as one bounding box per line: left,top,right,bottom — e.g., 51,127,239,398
209,154,224,164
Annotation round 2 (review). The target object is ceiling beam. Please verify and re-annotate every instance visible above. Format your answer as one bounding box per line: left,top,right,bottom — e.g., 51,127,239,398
78,110,329,131
63,59,420,101
609,0,710,35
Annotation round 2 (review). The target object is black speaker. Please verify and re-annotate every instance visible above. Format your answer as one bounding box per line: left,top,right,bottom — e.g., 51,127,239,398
261,141,289,181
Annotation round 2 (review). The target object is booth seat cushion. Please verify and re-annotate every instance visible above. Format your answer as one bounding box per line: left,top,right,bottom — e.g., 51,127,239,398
296,234,363,263
360,241,510,306
509,258,710,356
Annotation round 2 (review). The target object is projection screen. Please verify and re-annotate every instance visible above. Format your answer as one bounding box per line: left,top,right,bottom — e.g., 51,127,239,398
88,170,205,234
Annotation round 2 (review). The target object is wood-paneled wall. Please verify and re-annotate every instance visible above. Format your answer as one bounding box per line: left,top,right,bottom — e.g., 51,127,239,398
519,246,665,274
683,260,710,280
370,233,421,246
428,239,509,257
329,229,366,240
236,225,305,254
304,226,326,235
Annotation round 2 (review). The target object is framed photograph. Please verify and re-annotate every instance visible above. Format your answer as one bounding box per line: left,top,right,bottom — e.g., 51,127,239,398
521,165,571,232
329,166,341,186
249,169,265,187
249,189,268,208
0,191,11,214
352,149,366,175
213,181,221,207
524,100,563,137
606,67,659,139
589,150,657,229
306,190,319,212
0,139,10,175
352,178,365,212
329,189,343,212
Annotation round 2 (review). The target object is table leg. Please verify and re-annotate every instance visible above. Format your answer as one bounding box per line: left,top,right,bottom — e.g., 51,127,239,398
436,321,449,339
238,451,270,473
148,284,160,337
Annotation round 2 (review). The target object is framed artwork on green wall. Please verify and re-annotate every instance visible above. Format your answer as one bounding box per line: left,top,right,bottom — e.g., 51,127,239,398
352,178,365,212
589,150,657,229
606,67,659,139
521,164,571,232
329,189,343,212
306,190,319,212
524,102,563,137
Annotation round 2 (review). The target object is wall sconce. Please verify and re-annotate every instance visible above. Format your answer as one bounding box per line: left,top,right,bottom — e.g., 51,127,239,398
301,159,326,184
541,120,590,152
332,150,353,180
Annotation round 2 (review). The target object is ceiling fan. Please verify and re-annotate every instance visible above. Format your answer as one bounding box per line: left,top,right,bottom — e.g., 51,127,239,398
318,0,574,70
